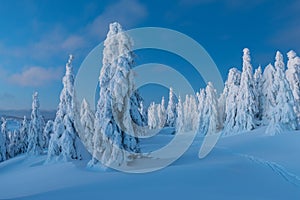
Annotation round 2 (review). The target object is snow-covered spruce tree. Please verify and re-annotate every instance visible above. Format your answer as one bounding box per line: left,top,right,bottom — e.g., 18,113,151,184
47,55,83,162
80,98,95,153
89,22,144,167
8,129,21,158
158,97,166,128
254,66,263,121
200,82,219,136
147,102,158,129
185,95,198,131
235,48,257,132
19,116,28,153
222,68,241,134
286,50,300,125
0,119,7,162
176,96,184,133
262,64,276,124
266,51,297,135
27,92,45,155
138,101,147,126
166,87,177,127
1,117,9,159
197,89,206,133
43,120,53,149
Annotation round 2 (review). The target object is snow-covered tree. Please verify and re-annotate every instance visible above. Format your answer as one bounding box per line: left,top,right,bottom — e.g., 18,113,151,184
197,89,206,133
80,98,95,153
43,120,53,149
148,102,158,129
222,68,241,134
47,55,83,162
235,48,257,132
201,82,219,136
158,97,166,128
89,22,143,168
0,119,7,162
176,96,184,133
262,64,276,124
27,92,45,155
138,101,147,126
254,66,263,120
8,129,22,158
19,116,28,153
1,117,9,159
166,87,177,127
286,50,300,125
266,51,297,135
176,94,198,133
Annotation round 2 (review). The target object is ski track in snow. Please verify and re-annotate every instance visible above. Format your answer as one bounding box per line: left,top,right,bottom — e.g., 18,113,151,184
236,153,300,187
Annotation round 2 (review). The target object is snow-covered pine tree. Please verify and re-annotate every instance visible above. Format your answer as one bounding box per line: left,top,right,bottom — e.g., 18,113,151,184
138,101,147,126
201,82,219,136
147,102,158,129
158,97,166,128
47,55,83,162
222,68,241,135
80,98,95,153
43,120,53,149
8,129,21,158
176,96,184,133
19,116,28,153
1,117,9,159
262,64,276,124
0,119,7,162
27,92,45,155
286,50,300,125
254,66,263,121
197,89,206,133
166,87,177,127
183,95,191,131
266,51,297,135
235,48,257,132
90,22,143,167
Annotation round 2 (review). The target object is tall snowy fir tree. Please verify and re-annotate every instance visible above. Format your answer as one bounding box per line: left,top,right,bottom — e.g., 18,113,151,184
43,120,53,149
80,98,95,154
286,50,300,125
176,96,184,133
262,64,276,124
266,51,297,135
254,66,263,121
197,89,206,133
47,55,83,162
147,102,158,129
201,82,219,136
19,116,28,153
222,68,241,134
158,97,166,128
1,117,9,158
27,92,45,155
166,87,177,127
0,119,7,162
89,22,144,168
235,48,257,132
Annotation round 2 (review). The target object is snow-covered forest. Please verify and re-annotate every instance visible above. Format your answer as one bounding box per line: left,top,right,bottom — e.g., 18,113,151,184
1,22,300,168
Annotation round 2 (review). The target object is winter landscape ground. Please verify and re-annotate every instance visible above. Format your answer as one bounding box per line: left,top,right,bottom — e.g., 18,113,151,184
1,127,300,199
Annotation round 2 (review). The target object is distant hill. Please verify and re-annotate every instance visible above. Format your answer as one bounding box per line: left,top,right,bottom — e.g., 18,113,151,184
0,110,56,121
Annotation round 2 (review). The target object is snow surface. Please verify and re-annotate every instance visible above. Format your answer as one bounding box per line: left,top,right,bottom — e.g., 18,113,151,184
1,127,300,199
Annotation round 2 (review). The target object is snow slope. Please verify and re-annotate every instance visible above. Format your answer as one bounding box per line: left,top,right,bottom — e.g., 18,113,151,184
1,127,300,199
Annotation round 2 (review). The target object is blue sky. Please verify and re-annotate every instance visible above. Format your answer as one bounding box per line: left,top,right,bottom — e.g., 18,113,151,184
0,0,299,110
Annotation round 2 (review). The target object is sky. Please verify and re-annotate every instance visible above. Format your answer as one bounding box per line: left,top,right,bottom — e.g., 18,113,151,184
0,0,299,110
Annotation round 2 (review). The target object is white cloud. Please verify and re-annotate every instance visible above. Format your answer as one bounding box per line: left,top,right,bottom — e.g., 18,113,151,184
9,66,63,87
